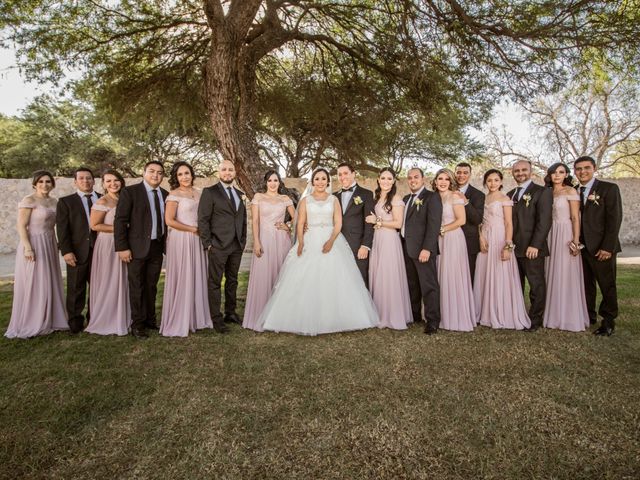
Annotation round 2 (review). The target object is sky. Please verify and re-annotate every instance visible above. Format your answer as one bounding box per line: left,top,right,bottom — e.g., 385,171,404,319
0,48,52,115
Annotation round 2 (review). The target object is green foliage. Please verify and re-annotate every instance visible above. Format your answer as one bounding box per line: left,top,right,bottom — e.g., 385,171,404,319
4,1,640,183
0,96,126,177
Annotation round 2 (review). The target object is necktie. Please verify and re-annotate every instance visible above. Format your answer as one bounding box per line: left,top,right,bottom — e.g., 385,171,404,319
401,194,415,238
84,194,93,223
152,189,163,238
512,186,522,203
406,193,416,210
579,186,586,209
227,186,237,211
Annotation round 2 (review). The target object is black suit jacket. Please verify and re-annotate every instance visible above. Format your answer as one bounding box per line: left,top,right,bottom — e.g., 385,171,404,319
334,184,375,252
197,182,247,251
56,192,101,263
114,182,168,258
579,179,622,254
402,188,443,259
461,184,485,255
507,182,553,257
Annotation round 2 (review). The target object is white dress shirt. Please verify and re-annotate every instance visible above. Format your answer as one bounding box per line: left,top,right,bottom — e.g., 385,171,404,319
76,190,98,225
143,181,165,240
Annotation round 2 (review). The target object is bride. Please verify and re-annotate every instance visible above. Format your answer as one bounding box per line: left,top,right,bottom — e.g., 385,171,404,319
258,167,380,335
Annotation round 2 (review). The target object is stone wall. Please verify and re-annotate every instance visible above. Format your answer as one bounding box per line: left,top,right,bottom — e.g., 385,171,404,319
0,175,638,254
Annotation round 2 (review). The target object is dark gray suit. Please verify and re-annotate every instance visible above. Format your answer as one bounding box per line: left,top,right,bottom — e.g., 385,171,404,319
507,181,552,328
198,182,247,325
578,179,622,328
401,188,442,329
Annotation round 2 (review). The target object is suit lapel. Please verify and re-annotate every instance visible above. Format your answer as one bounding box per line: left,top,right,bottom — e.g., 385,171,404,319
136,182,152,217
583,179,599,212
72,194,90,228
217,182,236,212
343,185,358,213
406,189,425,220
233,187,245,215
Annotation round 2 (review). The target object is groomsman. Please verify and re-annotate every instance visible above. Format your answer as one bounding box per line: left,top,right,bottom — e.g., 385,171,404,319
574,156,623,336
455,162,485,284
56,167,100,333
401,168,442,334
114,161,168,339
507,160,553,331
198,160,247,333
334,162,375,287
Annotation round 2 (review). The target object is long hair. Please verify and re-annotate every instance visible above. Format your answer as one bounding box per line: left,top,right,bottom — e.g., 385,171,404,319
168,161,195,190
374,167,397,213
100,169,125,193
544,162,574,187
431,168,457,192
262,170,287,195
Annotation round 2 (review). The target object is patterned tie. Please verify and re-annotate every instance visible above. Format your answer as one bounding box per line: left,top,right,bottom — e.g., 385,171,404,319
152,189,163,238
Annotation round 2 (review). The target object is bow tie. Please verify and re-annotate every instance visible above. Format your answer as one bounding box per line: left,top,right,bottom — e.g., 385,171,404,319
343,186,355,193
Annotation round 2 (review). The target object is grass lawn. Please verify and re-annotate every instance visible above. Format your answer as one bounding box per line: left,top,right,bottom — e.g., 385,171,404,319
0,266,639,479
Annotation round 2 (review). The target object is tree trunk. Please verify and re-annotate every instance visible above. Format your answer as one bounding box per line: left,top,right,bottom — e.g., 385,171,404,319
203,29,264,197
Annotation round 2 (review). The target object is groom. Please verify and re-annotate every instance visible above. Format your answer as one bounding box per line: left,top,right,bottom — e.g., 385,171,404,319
198,159,247,333
401,167,442,334
334,162,375,287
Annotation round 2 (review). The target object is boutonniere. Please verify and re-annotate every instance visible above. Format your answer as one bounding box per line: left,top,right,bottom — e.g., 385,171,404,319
414,198,423,211
521,193,532,207
240,194,247,202
353,196,363,205
587,192,600,205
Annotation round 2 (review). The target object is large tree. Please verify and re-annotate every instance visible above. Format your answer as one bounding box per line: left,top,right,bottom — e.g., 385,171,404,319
4,1,639,193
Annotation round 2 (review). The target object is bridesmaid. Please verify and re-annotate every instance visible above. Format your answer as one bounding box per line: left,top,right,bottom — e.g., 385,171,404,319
432,168,475,332
86,169,131,335
160,161,212,337
243,170,295,331
474,169,530,330
543,162,590,331
6,171,68,338
365,167,412,329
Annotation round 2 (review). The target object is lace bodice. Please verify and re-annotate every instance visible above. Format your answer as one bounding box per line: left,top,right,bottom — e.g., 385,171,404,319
92,204,116,227
252,196,293,228
552,194,580,223
442,196,465,224
166,194,200,227
306,195,335,227
374,198,404,221
18,200,56,236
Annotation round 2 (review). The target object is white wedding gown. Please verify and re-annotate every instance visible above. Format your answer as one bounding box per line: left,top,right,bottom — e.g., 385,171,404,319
258,194,380,335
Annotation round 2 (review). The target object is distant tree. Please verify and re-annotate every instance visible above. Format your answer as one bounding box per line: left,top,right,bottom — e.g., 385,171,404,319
487,72,640,176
